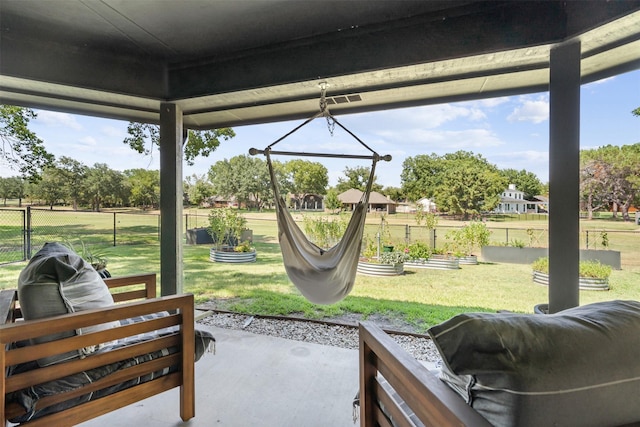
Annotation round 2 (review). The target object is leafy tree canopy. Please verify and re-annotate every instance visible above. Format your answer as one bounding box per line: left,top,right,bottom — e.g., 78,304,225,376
401,150,507,219
580,143,640,221
335,165,382,193
208,155,273,210
1,105,54,181
124,122,235,165
500,168,543,199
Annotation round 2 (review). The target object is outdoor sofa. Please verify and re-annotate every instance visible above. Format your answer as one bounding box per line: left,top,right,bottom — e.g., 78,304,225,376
357,299,640,427
0,243,214,426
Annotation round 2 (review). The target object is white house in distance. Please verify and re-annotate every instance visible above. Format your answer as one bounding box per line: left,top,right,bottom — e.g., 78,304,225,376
417,197,437,212
493,184,545,214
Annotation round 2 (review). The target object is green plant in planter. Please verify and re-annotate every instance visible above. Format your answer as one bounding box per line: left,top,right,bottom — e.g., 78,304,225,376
445,221,491,256
63,240,109,276
208,208,248,250
378,250,409,265
404,241,432,261
234,240,254,253
531,257,612,279
302,214,348,249
510,239,526,248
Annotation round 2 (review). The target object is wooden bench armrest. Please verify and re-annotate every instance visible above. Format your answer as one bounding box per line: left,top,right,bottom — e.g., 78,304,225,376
359,322,491,427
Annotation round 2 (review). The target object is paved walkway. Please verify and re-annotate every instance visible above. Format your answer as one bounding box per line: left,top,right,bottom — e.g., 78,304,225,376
80,324,360,427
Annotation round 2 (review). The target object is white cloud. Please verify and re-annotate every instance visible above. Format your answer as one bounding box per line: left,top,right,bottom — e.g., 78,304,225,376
584,76,615,87
78,136,98,146
36,110,83,130
507,96,549,124
101,125,126,138
490,150,549,180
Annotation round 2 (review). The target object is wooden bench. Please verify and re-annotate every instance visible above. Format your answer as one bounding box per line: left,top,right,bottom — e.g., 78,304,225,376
0,273,196,426
358,321,491,427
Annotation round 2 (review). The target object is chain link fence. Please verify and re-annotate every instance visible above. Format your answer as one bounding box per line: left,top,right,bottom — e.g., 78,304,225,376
0,209,26,264
2,209,638,268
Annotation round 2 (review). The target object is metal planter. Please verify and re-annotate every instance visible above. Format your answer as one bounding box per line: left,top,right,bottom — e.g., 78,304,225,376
210,247,257,263
532,270,609,291
405,255,460,270
357,261,404,276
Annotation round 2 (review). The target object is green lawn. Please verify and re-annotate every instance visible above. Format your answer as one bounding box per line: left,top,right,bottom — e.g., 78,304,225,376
0,213,640,330
2,223,638,332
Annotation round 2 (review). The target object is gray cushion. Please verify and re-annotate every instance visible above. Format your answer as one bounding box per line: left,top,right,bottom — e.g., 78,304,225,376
428,300,640,427
17,242,118,366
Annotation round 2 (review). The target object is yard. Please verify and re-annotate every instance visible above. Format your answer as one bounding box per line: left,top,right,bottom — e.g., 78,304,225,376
1,209,638,332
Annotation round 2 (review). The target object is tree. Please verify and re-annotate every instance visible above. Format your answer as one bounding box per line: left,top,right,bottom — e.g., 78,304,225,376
124,122,236,165
208,155,272,210
84,163,126,211
335,165,382,193
0,177,23,206
400,153,446,202
382,186,404,202
1,105,54,181
284,159,328,209
56,156,88,210
184,174,214,207
33,166,68,209
500,168,543,199
580,144,640,221
124,169,160,209
402,151,507,219
324,188,342,213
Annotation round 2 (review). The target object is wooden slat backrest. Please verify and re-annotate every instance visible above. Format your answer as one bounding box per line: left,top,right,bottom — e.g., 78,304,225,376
358,322,491,427
0,274,196,426
104,273,157,302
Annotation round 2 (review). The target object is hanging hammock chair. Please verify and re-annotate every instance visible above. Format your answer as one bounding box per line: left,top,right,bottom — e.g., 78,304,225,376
250,89,391,304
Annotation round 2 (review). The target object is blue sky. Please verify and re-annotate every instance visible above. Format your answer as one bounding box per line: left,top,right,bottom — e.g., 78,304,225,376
4,70,639,188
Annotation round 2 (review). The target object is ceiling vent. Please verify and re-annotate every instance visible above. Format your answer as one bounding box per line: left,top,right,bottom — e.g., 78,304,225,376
326,94,362,105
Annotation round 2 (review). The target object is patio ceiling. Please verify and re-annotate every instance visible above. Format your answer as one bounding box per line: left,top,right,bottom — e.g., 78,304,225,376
1,1,640,129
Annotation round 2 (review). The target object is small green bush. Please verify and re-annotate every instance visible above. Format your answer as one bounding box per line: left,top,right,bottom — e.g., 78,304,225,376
531,257,612,279
379,251,409,265
406,241,432,260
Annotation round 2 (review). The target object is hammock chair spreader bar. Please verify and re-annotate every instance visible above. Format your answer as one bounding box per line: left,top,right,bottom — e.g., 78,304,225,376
249,147,391,162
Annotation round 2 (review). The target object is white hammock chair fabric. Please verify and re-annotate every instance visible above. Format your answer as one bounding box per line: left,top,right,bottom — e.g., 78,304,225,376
266,151,377,304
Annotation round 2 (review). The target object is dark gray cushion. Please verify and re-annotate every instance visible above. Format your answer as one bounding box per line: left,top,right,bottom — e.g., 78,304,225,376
428,300,640,427
17,242,118,366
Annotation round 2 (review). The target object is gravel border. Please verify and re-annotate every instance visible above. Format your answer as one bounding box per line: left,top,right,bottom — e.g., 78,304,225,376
197,312,442,363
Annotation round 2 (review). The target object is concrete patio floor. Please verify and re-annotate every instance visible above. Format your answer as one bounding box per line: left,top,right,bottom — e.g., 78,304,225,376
80,324,360,427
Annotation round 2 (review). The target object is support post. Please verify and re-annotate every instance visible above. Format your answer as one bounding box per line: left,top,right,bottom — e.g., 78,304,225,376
159,103,184,296
548,40,581,313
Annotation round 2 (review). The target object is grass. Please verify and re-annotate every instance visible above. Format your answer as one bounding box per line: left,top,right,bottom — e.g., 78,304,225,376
1,209,638,332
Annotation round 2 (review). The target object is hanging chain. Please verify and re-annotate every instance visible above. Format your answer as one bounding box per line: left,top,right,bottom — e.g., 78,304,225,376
319,82,335,136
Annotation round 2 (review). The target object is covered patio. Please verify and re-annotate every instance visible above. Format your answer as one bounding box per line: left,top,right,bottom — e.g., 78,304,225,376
80,324,360,426
2,1,640,425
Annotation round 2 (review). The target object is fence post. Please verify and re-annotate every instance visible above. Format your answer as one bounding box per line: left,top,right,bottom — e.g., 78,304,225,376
405,224,410,244
505,228,509,245
433,229,437,250
26,206,32,259
113,212,117,246
585,230,589,249
185,214,189,232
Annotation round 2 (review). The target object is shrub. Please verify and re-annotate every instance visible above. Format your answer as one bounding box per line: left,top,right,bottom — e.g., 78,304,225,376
406,241,432,260
379,251,409,265
445,221,491,255
531,257,612,279
303,214,348,249
208,208,248,249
